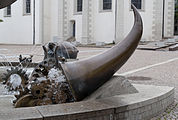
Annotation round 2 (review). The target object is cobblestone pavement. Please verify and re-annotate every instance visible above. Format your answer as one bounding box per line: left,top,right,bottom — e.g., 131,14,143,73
0,45,107,62
1,45,178,119
130,79,178,120
151,101,178,120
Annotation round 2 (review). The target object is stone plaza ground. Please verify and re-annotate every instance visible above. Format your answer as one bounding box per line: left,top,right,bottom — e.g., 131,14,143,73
0,44,178,119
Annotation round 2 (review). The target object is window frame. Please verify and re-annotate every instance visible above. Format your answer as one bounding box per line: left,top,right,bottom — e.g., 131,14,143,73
4,5,11,17
74,0,82,15
77,0,82,12
130,0,145,11
23,0,31,15
99,0,112,13
103,0,112,10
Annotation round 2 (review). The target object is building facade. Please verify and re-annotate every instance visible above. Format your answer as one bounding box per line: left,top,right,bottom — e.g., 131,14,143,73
0,0,175,45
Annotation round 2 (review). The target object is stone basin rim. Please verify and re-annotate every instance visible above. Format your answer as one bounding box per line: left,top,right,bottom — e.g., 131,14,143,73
0,83,174,120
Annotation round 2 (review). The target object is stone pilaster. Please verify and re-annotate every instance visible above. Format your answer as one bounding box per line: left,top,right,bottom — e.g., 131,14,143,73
58,0,68,41
88,0,93,43
163,0,174,38
152,0,163,41
115,0,125,43
63,0,68,40
82,0,91,44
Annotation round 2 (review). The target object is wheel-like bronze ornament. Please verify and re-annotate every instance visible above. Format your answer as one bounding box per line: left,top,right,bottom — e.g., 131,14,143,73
2,67,28,91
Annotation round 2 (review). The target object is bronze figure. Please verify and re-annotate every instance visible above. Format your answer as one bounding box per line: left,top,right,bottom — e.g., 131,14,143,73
13,4,143,107
43,42,79,60
60,4,143,101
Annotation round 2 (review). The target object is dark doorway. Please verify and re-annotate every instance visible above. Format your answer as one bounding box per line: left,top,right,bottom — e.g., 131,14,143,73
73,21,76,37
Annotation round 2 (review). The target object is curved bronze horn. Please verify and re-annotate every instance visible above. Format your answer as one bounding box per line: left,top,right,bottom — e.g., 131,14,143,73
60,4,143,101
0,0,17,9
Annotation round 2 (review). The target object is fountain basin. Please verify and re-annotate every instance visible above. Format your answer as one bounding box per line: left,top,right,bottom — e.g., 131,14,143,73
0,76,174,120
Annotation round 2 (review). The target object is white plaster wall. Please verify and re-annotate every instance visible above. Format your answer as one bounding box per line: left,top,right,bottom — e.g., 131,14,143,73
123,0,154,41
34,0,42,44
93,0,116,43
0,0,175,45
50,0,59,42
0,0,33,44
42,0,51,43
43,0,83,43
30,0,61,45
64,0,116,44
67,0,83,43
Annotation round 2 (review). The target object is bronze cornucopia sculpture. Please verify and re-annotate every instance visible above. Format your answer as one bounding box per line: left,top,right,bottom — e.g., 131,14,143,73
61,4,143,101
8,4,143,107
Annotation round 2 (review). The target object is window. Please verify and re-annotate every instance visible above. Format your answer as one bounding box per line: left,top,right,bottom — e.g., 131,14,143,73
131,0,142,9
103,0,112,10
26,0,31,13
23,0,31,15
4,6,11,17
99,0,112,12
77,0,82,12
6,6,11,16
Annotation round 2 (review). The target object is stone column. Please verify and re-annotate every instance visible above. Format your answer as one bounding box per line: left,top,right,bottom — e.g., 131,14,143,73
115,0,125,43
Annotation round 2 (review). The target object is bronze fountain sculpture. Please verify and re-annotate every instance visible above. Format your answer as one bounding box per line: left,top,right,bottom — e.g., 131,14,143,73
0,1,143,107
43,42,79,60
14,4,142,107
61,4,143,101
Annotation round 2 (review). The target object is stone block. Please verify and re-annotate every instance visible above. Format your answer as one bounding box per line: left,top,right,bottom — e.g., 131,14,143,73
0,107,43,120
0,95,15,108
0,83,174,120
36,100,114,120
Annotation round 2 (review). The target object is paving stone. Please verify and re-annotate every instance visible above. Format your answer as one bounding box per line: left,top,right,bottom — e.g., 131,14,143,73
0,85,5,95
0,95,14,108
